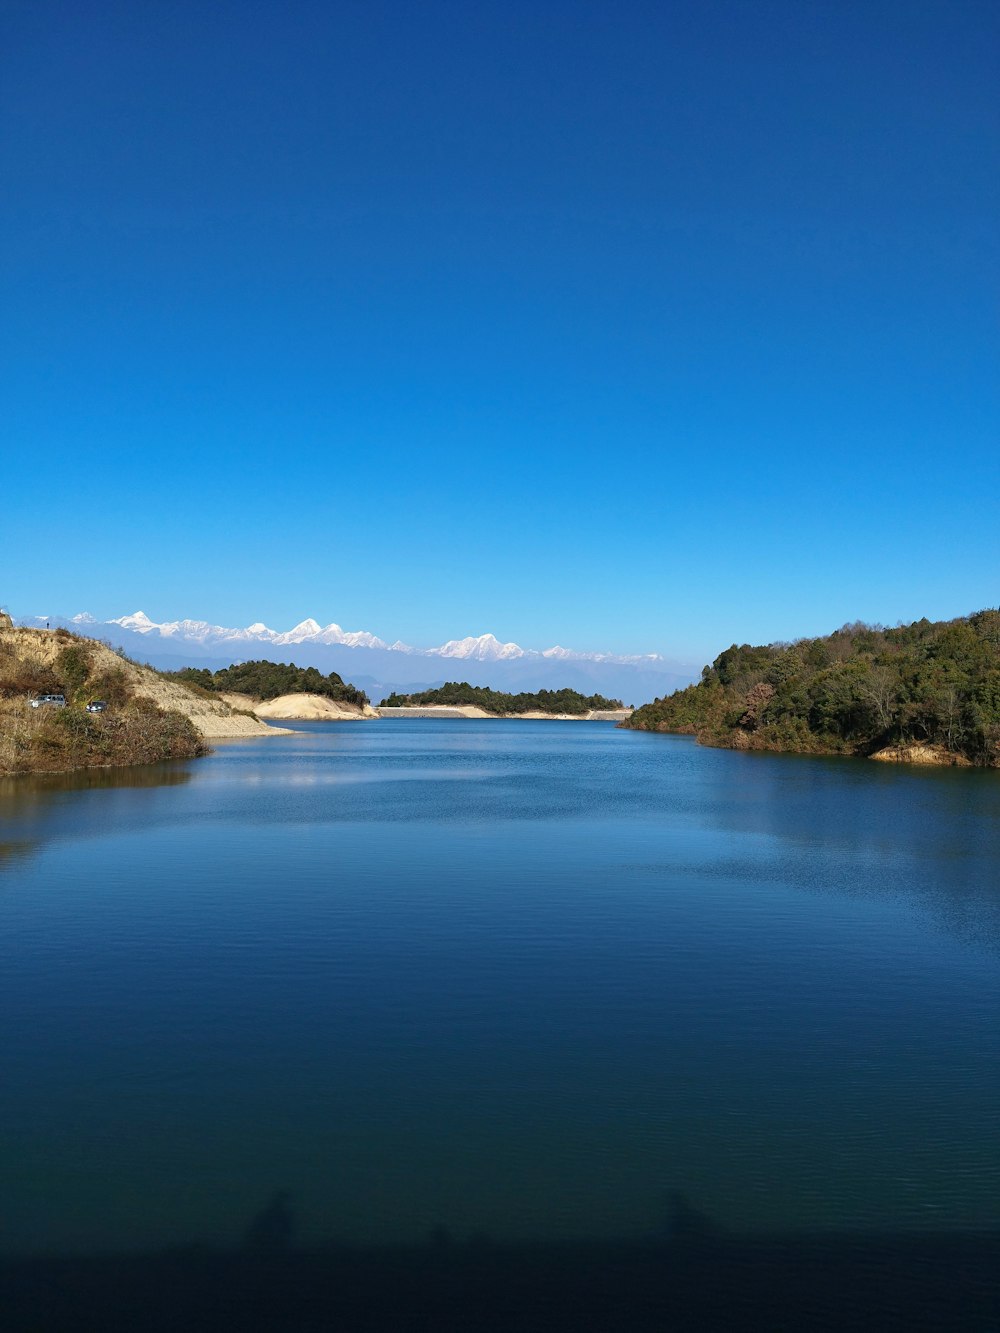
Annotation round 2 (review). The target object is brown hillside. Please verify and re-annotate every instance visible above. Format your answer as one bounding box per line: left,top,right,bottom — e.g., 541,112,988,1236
0,626,286,775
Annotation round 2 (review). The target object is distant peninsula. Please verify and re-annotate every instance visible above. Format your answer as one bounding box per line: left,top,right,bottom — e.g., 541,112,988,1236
622,610,1000,767
379,682,627,718
164,661,377,721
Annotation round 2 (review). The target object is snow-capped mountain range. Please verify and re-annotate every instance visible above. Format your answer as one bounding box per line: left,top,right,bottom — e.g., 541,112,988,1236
98,611,394,653
87,611,668,668
27,611,699,705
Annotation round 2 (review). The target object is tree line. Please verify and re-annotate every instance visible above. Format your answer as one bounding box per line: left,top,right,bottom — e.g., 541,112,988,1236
380,681,623,714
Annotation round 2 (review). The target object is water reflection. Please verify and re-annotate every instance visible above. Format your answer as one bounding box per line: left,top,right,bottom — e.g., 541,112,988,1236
0,762,195,801
669,744,1000,952
0,763,194,867
0,839,35,868
242,1191,295,1252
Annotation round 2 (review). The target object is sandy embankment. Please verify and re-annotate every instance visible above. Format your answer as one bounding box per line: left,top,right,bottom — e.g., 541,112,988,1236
377,705,633,721
3,629,288,739
869,743,971,767
220,692,378,722
109,668,290,739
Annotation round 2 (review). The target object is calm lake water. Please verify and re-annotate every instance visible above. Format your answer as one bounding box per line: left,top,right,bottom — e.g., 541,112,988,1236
1,720,998,1256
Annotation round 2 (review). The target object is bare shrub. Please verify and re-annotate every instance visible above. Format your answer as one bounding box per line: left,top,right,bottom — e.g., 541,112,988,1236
86,667,131,707
0,655,63,700
0,696,207,774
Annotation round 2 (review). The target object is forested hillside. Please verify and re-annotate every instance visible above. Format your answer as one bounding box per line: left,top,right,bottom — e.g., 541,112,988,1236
381,682,623,714
167,661,368,706
623,610,1000,766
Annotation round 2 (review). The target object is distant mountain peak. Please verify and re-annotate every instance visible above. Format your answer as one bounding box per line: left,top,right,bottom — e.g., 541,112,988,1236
111,610,157,632
435,633,525,661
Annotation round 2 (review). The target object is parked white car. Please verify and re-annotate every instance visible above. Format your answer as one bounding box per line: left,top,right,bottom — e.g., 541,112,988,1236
30,693,66,709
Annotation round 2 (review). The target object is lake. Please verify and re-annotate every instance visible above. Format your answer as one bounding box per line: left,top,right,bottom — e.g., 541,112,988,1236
2,719,998,1259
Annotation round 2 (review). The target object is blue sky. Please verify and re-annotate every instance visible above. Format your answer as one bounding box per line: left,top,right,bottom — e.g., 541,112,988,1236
2,0,997,665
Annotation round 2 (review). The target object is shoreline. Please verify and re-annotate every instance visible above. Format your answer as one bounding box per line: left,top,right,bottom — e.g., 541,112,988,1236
623,724,984,768
377,705,632,721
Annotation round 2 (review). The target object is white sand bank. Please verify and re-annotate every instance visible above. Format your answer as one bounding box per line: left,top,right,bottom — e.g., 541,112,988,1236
247,693,379,722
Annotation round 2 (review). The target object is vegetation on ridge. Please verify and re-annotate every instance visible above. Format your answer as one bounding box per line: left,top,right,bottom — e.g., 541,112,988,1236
623,610,1000,766
380,682,624,714
166,660,369,707
0,628,208,775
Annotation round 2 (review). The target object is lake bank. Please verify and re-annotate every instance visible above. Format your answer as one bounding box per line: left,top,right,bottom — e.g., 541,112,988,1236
377,705,632,720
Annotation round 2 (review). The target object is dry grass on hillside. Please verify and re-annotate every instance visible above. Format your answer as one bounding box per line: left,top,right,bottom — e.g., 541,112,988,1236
0,626,283,742
0,628,209,774
0,697,208,774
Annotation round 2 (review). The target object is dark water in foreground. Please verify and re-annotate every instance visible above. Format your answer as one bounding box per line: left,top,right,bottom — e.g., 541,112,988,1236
1,721,998,1260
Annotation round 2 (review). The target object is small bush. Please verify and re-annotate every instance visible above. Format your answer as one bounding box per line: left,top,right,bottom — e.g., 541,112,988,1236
86,667,131,707
56,645,93,699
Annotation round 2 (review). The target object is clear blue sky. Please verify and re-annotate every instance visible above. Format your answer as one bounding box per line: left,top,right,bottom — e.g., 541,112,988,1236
3,0,997,664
